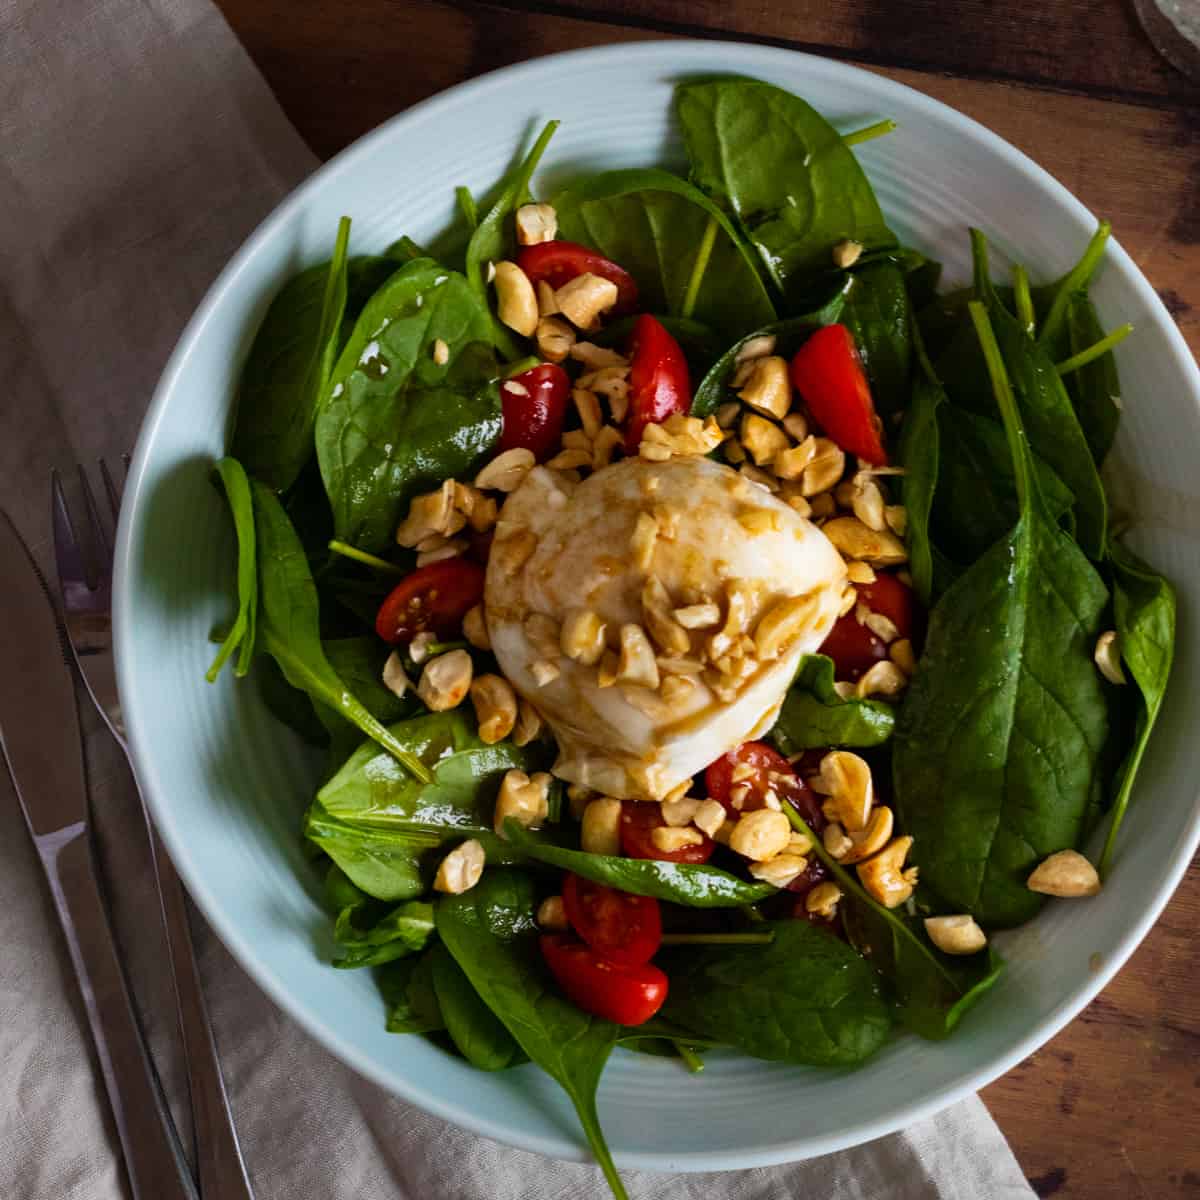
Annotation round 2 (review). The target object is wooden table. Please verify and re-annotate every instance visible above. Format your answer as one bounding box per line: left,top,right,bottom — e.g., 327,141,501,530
214,2,1200,1194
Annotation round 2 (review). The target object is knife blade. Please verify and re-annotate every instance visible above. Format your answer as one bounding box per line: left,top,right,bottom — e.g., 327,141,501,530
0,508,197,1200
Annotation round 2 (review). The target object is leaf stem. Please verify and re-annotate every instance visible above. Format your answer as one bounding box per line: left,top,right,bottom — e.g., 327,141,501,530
659,932,775,946
673,1042,705,1073
1037,220,1112,349
456,185,479,232
1012,264,1035,337
1055,323,1133,376
422,639,468,657
327,539,406,575
681,215,719,320
842,119,897,147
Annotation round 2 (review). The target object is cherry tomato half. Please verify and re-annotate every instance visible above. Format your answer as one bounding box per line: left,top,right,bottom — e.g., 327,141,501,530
516,240,639,316
540,934,668,1026
789,324,888,465
500,362,570,462
374,558,485,645
620,800,714,865
623,314,691,453
562,874,662,965
704,742,820,829
817,571,915,681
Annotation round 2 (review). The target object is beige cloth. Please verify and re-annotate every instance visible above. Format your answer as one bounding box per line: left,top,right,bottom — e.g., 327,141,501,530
0,1,1038,1196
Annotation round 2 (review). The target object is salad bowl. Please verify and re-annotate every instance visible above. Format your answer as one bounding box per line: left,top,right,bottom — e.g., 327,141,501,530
114,39,1200,1171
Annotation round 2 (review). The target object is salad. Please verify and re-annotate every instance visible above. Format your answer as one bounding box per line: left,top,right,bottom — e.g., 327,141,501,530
207,77,1175,1197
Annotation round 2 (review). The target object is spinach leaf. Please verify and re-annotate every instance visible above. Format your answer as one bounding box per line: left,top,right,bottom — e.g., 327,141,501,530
897,368,943,606
893,303,1110,927
206,457,257,681
502,820,774,906
659,920,891,1066
380,950,444,1034
232,219,353,492
316,258,501,554
839,261,911,420
332,897,435,969
552,167,776,339
676,78,895,302
322,636,419,725
428,941,525,1070
464,121,558,360
437,870,627,1200
1097,542,1176,876
251,481,432,783
769,655,895,752
306,710,541,899
1059,294,1121,466
936,231,1107,558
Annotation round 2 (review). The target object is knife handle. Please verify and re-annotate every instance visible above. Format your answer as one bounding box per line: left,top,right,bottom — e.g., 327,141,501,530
39,824,198,1200
149,825,256,1199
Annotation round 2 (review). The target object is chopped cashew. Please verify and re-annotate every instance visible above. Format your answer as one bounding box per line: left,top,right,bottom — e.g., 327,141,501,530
642,576,689,655
395,480,465,546
856,660,908,699
889,638,916,675
774,437,817,481
555,273,619,329
801,438,846,496
660,796,700,827
728,809,792,862
475,447,536,492
782,412,808,441
823,516,908,565
515,202,557,246
735,333,777,362
417,649,473,711
573,387,603,439
560,608,607,666
754,593,819,661
738,356,791,420
512,698,543,747
693,798,727,838
856,835,918,908
819,750,874,832
580,797,623,855
1026,849,1101,898
536,279,559,317
838,805,895,864
494,769,552,836
381,651,412,700
462,604,491,651
823,821,853,860
431,337,450,366
651,826,704,854
805,881,843,920
530,659,561,687
924,914,987,955
715,401,741,430
832,239,863,268
570,341,628,370
433,839,486,894
617,624,660,689
629,511,658,571
674,600,721,630
493,260,538,337
1094,630,1127,685
537,895,569,930
469,674,518,744
740,413,790,466
749,853,810,888
536,316,575,363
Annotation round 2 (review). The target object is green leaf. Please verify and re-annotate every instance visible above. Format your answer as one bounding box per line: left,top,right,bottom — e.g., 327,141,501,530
502,820,774,907
897,369,943,606
437,871,628,1200
838,261,911,420
659,920,891,1065
1059,295,1122,466
380,951,445,1034
250,481,433,784
552,167,776,340
316,258,501,554
428,942,525,1069
893,303,1110,927
1098,541,1176,876
206,457,258,681
322,636,419,725
676,78,896,303
769,655,895,752
332,896,435,969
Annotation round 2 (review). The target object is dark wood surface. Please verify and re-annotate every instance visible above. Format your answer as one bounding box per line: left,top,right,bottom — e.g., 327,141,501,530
213,2,1200,1195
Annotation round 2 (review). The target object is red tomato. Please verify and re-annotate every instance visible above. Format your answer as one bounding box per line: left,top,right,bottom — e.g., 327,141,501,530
789,324,888,465
620,800,714,865
516,240,639,315
500,363,570,461
540,934,668,1025
374,559,485,645
623,315,691,453
817,571,915,681
704,742,820,829
562,874,662,965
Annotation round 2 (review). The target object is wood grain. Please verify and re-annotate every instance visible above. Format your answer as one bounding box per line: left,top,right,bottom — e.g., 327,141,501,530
212,1,1200,1194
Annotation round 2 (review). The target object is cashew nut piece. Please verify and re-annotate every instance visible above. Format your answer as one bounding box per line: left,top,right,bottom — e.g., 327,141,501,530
924,914,988,955
856,835,918,908
839,805,894,864
819,750,874,832
469,673,518,744
434,839,486,895
493,260,538,337
1026,849,1101,898
417,649,473,711
494,769,552,836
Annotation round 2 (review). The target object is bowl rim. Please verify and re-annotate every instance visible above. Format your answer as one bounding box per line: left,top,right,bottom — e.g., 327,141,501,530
114,37,1200,1171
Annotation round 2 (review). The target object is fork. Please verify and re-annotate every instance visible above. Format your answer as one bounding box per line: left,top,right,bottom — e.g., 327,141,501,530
53,460,256,1200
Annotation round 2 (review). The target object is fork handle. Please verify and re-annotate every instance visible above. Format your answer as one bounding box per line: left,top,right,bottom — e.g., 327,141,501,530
38,825,198,1200
149,826,256,1199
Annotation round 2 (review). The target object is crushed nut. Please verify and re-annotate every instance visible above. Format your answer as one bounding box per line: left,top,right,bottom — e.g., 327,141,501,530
512,698,543,747
856,835,918,908
754,593,819,661
395,480,465,546
823,516,908,565
416,539,467,567
773,436,817,481
660,795,700,827
749,853,810,888
530,659,561,688
739,463,779,492
885,505,908,536
536,279,558,317
801,438,846,496
567,783,595,820
819,751,874,832
573,387,603,438
591,425,623,469
782,412,809,441
693,798,727,838
570,342,629,371
431,337,450,366
596,650,619,688
889,638,916,675
476,447,536,492
381,651,412,700
846,561,876,585
924,914,987,955
715,401,741,430
1094,630,1127,685
433,839,486,894
494,769,552,836
536,316,575,363
806,881,843,920
515,202,557,246
409,631,438,664
556,273,619,330
581,797,623,854
470,674,518,744
674,600,721,630
536,894,569,930
850,476,888,532
640,413,725,460
738,356,791,420
617,624,660,689
545,447,592,471
642,576,689,655
856,660,908,698
728,809,792,862
740,413,790,466
560,608,607,666
462,604,491,651
1027,850,1101,898
735,334,777,363
823,822,853,860
838,805,895,864
832,239,863,268
493,260,539,337
737,508,781,535
652,825,704,854
417,649,473,711
630,511,659,570
864,611,900,643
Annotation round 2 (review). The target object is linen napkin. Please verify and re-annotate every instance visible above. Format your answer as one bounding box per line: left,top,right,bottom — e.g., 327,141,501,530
0,2,1038,1196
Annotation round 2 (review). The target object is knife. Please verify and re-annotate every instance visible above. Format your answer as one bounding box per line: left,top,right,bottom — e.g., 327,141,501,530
0,509,197,1200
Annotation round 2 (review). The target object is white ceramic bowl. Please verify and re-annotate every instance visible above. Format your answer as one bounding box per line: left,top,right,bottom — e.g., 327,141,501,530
114,40,1200,1171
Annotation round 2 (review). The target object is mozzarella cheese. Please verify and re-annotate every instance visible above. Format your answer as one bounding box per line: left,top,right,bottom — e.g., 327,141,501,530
484,456,847,800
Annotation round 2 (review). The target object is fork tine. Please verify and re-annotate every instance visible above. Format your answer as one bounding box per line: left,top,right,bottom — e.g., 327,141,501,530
52,469,92,597
99,458,122,525
77,463,111,559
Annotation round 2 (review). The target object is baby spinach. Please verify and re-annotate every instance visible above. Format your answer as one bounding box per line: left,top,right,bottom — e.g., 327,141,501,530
428,942,525,1070
769,655,895,752
316,258,501,555
893,303,1110,927
251,482,432,784
332,898,435,969
552,167,776,340
437,870,627,1200
1058,293,1122,467
897,368,943,606
1097,542,1176,876
659,920,891,1066
502,820,774,906
839,261,912,420
380,950,445,1034
206,457,257,681
676,78,895,303
322,636,419,725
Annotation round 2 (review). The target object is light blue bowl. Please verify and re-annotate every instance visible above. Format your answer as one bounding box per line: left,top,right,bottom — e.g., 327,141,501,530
114,40,1200,1170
